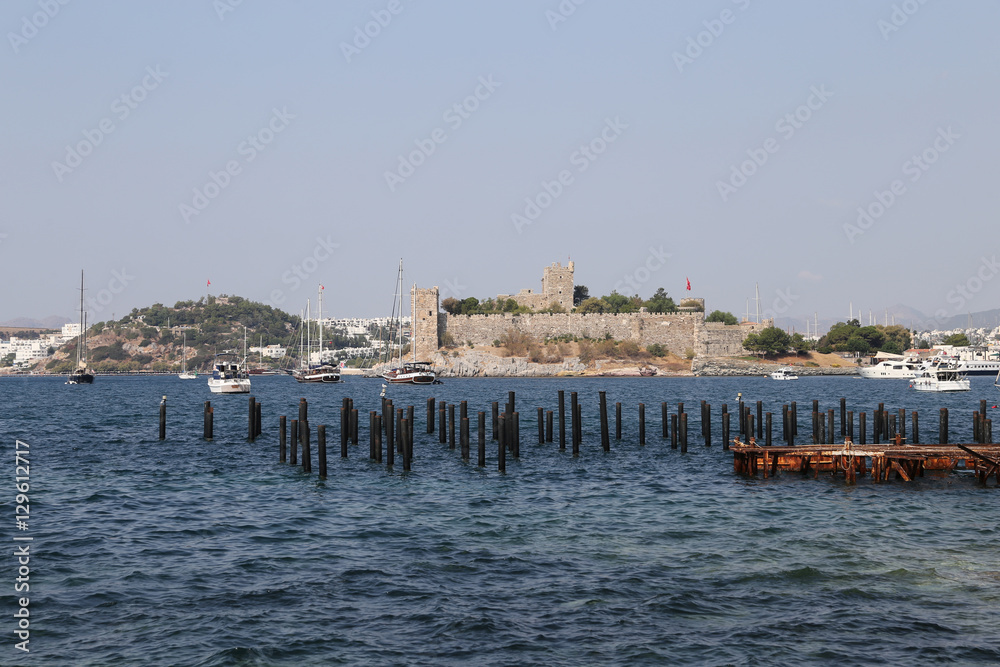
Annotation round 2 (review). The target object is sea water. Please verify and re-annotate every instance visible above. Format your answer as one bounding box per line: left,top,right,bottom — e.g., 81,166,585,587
2,375,999,665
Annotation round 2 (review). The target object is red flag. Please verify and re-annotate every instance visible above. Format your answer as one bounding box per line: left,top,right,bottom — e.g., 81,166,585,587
207,279,211,287
685,277,691,291
320,284,324,290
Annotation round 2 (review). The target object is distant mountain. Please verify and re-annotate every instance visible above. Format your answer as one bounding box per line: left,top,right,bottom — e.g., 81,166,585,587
771,304,1000,335
0,316,73,329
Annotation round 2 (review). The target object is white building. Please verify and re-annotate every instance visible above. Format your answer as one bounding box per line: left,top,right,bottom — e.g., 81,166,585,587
249,344,286,359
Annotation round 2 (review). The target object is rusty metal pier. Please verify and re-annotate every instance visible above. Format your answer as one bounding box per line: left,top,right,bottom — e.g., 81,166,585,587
731,435,1000,484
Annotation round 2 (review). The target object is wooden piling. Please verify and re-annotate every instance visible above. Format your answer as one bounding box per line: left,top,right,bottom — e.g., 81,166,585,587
847,411,854,443
782,404,788,442
317,425,327,479
492,401,500,442
396,408,404,454
722,411,730,450
859,412,867,446
255,402,262,439
940,407,948,444
449,404,456,450
827,409,835,445
639,403,646,446
369,411,376,459
546,410,553,443
765,412,772,447
756,400,763,439
374,415,382,463
340,406,348,453
790,401,798,444
615,401,622,441
680,412,688,453
498,413,506,472
439,403,447,444
670,413,678,449
279,415,286,462
558,391,566,450
402,418,411,471
427,397,435,434
662,402,668,439
537,407,545,445
912,411,918,444
513,412,520,458
204,401,213,440
599,392,610,451
406,405,413,450
840,397,846,436
704,403,711,447
290,419,298,465
572,401,580,457
386,416,394,468
159,397,166,440
478,411,486,466
461,417,470,461
247,396,255,441
301,418,312,474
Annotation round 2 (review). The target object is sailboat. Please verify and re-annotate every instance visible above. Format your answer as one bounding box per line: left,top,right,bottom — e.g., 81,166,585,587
381,259,436,384
292,286,341,383
178,331,197,379
66,270,94,385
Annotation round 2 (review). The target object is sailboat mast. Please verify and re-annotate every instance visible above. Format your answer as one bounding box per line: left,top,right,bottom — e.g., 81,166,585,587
318,285,323,366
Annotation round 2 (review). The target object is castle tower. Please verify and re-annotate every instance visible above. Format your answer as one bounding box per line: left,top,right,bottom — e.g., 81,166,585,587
411,285,440,359
541,261,574,311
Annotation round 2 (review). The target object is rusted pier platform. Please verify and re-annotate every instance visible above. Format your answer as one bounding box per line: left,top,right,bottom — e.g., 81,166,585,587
731,438,1000,484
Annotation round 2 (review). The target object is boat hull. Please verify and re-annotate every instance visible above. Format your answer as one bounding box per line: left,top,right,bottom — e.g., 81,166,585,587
382,372,436,384
208,379,251,394
912,380,970,392
66,372,94,385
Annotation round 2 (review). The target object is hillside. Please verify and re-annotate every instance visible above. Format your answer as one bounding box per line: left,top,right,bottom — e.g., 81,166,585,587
37,295,301,374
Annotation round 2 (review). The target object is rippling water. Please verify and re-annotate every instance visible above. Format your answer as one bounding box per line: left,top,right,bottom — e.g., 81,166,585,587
2,375,1000,665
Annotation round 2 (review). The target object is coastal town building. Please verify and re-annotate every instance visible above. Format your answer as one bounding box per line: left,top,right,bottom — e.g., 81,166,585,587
497,261,575,312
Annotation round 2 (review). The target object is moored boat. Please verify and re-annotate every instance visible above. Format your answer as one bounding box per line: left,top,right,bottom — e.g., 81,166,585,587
207,351,251,393
911,360,970,392
769,367,798,380
66,270,94,385
380,259,437,385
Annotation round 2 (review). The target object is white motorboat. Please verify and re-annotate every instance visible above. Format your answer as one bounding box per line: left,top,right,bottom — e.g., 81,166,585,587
208,352,251,393
911,360,970,392
769,367,798,380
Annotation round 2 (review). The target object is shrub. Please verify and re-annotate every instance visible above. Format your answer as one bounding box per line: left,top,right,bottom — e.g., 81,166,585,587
647,343,668,357
498,329,534,357
684,347,695,360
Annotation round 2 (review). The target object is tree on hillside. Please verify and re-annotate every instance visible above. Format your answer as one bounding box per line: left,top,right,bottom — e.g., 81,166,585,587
573,285,589,306
441,297,461,314
943,332,970,347
790,332,811,354
706,310,738,325
601,291,637,314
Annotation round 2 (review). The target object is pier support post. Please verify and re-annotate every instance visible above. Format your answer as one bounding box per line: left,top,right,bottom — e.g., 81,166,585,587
498,414,506,472
680,412,688,453
940,408,949,444
840,397,846,436
279,415,286,462
478,411,486,467
662,402,668,439
670,414,678,449
558,391,566,450
765,412,772,447
449,404,456,450
427,397,435,434
204,401,213,441
704,404,711,447
546,410,553,443
461,417,470,461
639,403,645,446
538,407,545,446
317,425,327,479
290,419,298,465
911,411,918,444
722,411,730,450
599,392,609,451
374,415,382,463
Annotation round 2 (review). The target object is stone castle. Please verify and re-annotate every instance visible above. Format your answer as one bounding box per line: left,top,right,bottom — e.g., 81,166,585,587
409,262,765,360
497,261,575,312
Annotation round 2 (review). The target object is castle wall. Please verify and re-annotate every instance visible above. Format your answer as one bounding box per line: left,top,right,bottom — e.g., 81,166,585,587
439,311,761,356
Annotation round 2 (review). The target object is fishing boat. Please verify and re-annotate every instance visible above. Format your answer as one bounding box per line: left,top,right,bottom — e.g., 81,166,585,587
381,259,436,385
292,286,341,383
769,367,798,380
178,332,197,379
66,270,94,385
207,329,251,394
911,359,970,392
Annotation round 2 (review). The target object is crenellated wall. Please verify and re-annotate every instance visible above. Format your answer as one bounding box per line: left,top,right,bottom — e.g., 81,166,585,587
435,310,763,356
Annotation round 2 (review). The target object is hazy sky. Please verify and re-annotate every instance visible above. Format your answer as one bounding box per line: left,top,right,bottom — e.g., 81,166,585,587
3,1,998,328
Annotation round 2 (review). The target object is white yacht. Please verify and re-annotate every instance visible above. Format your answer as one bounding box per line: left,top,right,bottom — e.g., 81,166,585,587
858,357,922,379
770,367,798,380
911,360,970,392
208,352,251,394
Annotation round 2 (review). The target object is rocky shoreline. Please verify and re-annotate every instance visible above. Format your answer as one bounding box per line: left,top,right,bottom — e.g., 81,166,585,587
691,356,858,377
365,351,857,378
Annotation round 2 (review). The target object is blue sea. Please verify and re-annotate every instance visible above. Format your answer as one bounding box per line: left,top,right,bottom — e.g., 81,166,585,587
2,375,1000,666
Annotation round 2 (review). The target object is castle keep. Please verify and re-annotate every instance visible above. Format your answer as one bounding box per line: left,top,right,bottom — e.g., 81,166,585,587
412,262,763,359
497,261,574,312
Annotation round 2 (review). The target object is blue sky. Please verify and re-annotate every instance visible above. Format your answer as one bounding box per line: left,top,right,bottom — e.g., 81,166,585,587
2,1,998,329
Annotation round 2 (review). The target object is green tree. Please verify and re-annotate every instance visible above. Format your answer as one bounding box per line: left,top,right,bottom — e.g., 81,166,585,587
789,332,811,354
942,332,970,347
601,291,636,314
846,335,870,355
577,297,607,314
706,310,738,325
441,297,461,315
459,297,480,314
744,326,791,357
643,287,677,313
573,285,590,307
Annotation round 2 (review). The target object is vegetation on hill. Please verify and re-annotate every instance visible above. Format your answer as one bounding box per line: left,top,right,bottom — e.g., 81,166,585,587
441,287,685,316
815,320,911,355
